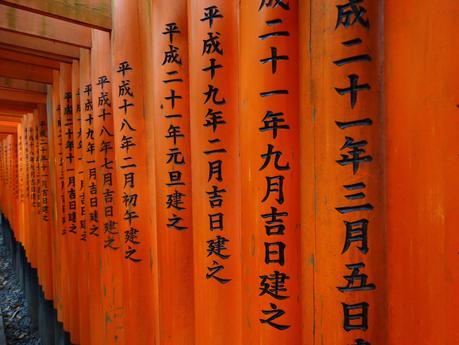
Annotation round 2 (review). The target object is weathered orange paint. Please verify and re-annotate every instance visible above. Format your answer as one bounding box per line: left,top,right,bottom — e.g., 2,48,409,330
305,2,386,344
67,60,81,344
385,1,459,344
37,103,54,301
51,70,64,323
151,0,194,343
0,30,81,59
111,0,156,343
91,28,126,345
77,47,92,345
0,4,92,48
0,60,54,85
239,1,301,344
58,62,74,334
188,1,241,344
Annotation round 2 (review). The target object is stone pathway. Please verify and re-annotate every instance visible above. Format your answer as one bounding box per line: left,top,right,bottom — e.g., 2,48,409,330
0,231,41,345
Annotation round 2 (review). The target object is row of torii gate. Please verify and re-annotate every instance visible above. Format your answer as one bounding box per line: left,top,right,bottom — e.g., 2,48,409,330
0,0,458,345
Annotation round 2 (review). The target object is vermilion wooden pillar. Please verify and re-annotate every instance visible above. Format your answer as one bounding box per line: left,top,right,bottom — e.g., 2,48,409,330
188,1,242,344
240,1,301,344
137,0,161,341
385,1,459,344
59,62,80,337
69,60,82,344
17,122,25,245
91,28,126,345
51,70,64,323
32,108,42,282
25,113,34,266
72,59,86,344
111,1,156,343
37,103,54,301
298,1,315,343
306,1,386,344
10,131,19,239
78,48,94,345
152,0,194,344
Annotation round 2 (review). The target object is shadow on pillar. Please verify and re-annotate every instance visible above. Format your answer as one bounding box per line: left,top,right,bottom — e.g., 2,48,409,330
0,215,73,345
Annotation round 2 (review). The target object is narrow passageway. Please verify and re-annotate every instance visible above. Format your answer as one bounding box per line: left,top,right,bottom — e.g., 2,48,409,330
0,1,458,345
0,220,41,345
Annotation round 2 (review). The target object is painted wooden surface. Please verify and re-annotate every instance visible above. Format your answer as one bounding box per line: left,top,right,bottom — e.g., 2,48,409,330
0,1,457,345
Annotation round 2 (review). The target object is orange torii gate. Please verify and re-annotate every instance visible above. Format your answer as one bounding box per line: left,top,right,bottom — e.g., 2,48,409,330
0,1,457,345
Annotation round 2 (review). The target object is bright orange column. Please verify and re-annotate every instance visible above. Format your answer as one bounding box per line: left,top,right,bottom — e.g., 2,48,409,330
188,1,242,344
137,0,161,341
10,130,19,238
37,104,54,301
91,28,126,345
240,1,301,344
24,112,34,266
111,0,156,343
59,62,78,338
51,70,64,323
72,59,86,335
69,60,82,344
32,108,42,281
298,1,315,343
78,48,94,345
385,1,459,344
17,122,24,245
152,1,195,344
307,1,386,344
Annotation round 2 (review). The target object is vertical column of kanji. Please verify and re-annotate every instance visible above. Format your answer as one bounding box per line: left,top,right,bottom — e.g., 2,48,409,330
78,48,95,345
24,114,33,263
5,135,10,217
51,70,65,323
69,60,82,345
32,109,43,286
38,105,53,301
32,111,40,271
9,133,16,231
239,1,301,343
308,1,385,344
9,134,15,223
17,122,24,249
5,135,12,223
58,63,74,334
22,116,30,251
31,111,39,269
11,133,17,227
46,84,57,303
6,135,10,219
385,1,459,344
151,1,194,343
4,136,11,222
188,1,242,343
36,108,46,288
12,132,18,230
111,1,156,343
5,136,10,216
91,29,126,345
11,131,19,238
